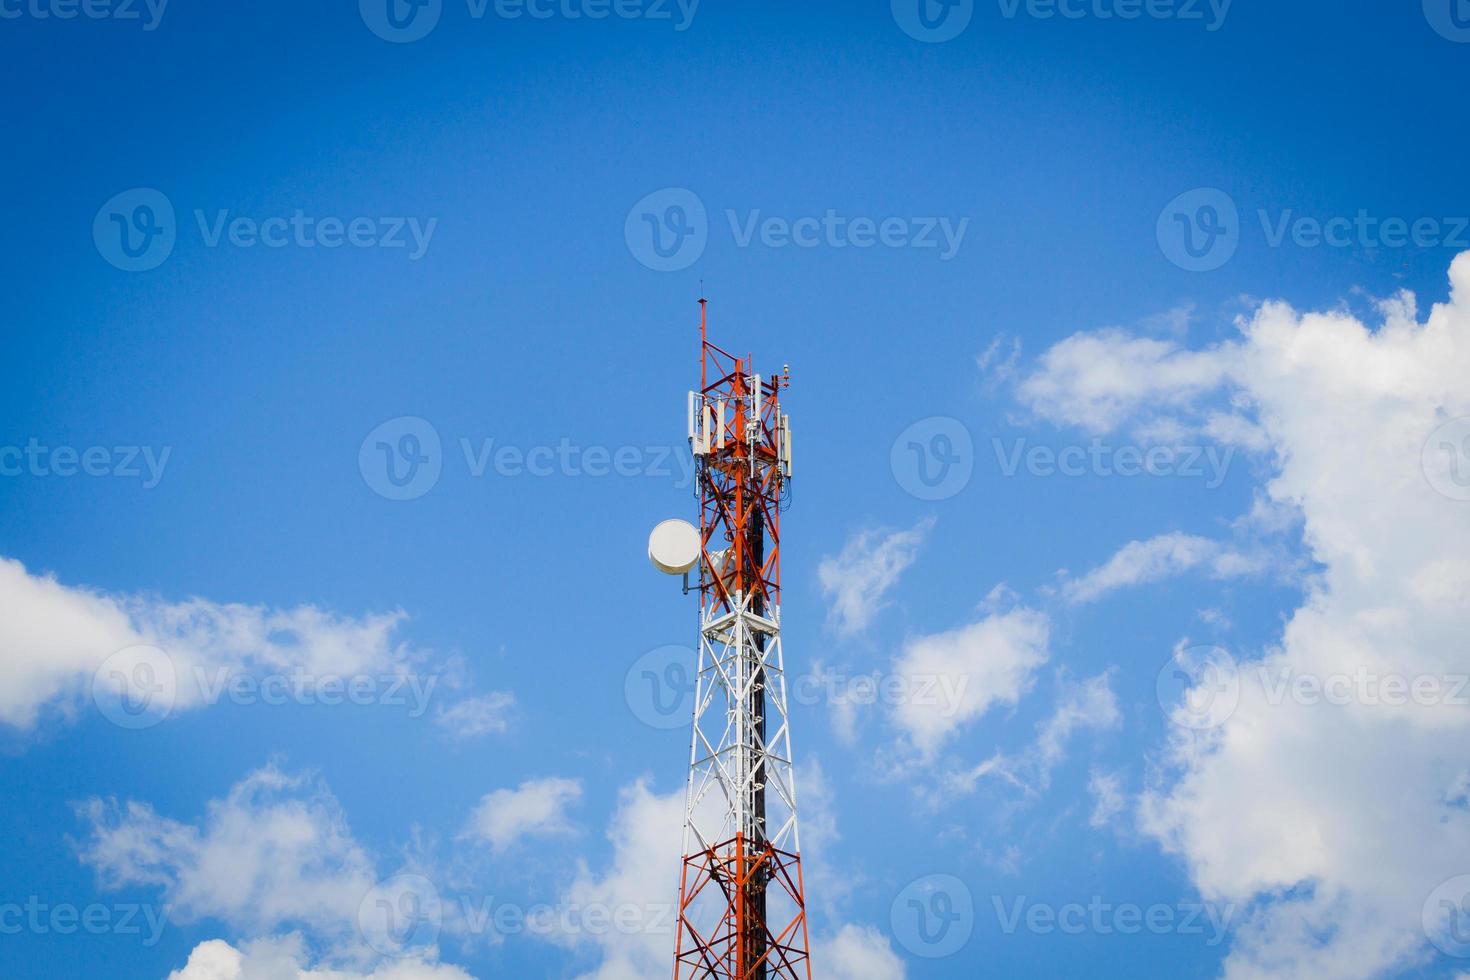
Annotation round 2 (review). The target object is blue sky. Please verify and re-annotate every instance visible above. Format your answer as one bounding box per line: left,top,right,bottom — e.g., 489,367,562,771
4,1,1470,978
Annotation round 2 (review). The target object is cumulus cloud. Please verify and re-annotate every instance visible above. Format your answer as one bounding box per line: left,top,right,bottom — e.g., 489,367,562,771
548,778,685,980
1028,253,1470,978
817,518,934,638
461,777,582,853
1017,329,1238,434
86,768,479,977
1062,531,1270,604
79,765,377,941
0,556,440,733
890,606,1050,759
166,935,473,980
811,924,906,980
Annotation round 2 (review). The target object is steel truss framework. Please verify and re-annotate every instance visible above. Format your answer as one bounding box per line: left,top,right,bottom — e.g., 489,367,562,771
674,300,810,980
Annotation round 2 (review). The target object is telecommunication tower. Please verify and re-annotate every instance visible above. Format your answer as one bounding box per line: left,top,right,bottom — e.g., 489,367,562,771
647,299,811,979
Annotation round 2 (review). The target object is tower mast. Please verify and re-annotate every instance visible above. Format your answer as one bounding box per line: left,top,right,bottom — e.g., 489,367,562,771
673,299,810,979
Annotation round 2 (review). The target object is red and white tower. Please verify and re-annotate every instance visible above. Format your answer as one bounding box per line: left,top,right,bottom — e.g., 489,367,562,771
656,299,811,979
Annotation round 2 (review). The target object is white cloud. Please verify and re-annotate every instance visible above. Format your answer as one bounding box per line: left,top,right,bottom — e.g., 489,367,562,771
1028,253,1470,978
0,556,439,732
1034,671,1121,772
817,518,934,638
87,769,480,976
798,757,855,918
811,924,906,980
1016,328,1237,434
1062,531,1269,604
890,606,1050,759
434,692,515,740
977,334,1022,392
1087,769,1126,829
941,671,1120,799
461,778,581,853
79,765,376,941
550,779,685,980
167,935,473,980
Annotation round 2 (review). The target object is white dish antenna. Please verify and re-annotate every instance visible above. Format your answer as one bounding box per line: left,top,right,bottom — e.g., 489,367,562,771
648,519,701,576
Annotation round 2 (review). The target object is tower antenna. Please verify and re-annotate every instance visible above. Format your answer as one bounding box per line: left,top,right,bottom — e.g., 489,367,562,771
656,298,810,979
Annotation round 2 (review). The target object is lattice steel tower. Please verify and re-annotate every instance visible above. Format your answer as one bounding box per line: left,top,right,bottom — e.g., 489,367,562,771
662,299,811,980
